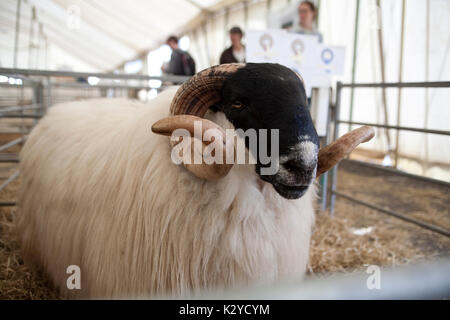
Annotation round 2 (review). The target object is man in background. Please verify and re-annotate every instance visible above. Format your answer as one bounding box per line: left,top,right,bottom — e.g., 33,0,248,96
163,36,196,76
220,27,246,64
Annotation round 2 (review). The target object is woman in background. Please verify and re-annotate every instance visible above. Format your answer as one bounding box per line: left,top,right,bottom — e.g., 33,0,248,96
291,1,323,43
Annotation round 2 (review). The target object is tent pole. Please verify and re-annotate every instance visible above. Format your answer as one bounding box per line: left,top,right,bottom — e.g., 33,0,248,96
316,0,321,28
13,0,22,68
423,0,430,175
394,0,406,168
348,0,360,132
244,1,249,30
192,28,205,69
28,7,37,69
201,21,211,66
266,0,272,13
376,0,393,159
224,7,230,48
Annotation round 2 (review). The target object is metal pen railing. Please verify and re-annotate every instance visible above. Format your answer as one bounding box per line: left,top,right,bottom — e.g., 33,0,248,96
0,68,190,206
324,81,450,238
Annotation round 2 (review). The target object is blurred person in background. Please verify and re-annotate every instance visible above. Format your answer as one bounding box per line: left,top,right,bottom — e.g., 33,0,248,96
162,36,196,76
220,26,246,64
291,1,323,42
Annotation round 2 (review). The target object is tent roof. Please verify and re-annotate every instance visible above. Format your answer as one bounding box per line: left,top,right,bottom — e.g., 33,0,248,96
0,0,234,71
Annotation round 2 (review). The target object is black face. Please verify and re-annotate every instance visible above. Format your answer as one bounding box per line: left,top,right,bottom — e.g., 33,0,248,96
213,63,320,199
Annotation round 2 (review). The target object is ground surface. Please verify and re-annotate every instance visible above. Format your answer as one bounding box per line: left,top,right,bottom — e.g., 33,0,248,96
0,157,449,299
309,160,450,276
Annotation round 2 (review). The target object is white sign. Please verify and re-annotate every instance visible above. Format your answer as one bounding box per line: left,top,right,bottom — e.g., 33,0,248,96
317,46,346,75
245,29,289,64
246,29,345,82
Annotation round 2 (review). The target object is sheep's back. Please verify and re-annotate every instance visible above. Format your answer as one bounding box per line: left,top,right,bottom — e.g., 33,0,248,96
16,94,175,298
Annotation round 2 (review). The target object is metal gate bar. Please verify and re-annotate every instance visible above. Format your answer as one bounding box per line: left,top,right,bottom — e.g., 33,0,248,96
0,68,190,207
0,67,188,83
337,120,450,136
327,81,450,238
0,136,27,152
0,170,20,193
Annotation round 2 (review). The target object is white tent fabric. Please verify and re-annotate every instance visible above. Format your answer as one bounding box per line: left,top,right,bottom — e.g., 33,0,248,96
0,0,224,71
318,0,450,180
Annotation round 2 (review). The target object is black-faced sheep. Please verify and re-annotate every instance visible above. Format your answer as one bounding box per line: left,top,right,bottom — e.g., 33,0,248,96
17,63,374,298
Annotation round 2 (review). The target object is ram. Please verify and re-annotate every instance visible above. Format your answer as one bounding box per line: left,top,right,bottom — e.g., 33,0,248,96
16,63,374,298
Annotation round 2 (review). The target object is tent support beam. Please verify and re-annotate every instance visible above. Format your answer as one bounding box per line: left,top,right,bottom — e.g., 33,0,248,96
376,0,393,156
394,0,406,168
423,0,430,175
13,0,22,68
348,0,360,132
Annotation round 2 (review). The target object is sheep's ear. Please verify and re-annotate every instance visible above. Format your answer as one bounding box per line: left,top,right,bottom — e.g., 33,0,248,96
316,126,375,177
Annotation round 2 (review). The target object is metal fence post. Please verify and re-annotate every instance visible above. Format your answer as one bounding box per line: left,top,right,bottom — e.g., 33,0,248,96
330,81,342,216
32,81,44,125
46,77,51,110
320,88,333,212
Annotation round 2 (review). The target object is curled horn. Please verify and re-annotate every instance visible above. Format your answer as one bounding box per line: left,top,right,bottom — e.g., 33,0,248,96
152,64,244,180
170,63,245,116
152,115,234,180
316,126,375,177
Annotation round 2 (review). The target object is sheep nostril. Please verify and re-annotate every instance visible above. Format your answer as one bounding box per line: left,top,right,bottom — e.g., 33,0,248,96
283,158,317,174
284,159,304,173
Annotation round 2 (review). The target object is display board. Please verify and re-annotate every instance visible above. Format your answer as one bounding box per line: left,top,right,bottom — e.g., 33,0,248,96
246,29,345,95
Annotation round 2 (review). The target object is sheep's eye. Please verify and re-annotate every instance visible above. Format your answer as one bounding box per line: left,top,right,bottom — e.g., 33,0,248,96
232,101,244,109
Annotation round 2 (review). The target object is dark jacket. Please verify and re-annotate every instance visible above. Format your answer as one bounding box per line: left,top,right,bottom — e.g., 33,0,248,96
167,49,195,76
219,46,245,64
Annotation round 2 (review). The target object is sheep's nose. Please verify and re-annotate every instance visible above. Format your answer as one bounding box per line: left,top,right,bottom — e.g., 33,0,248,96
283,158,316,175
282,158,317,175
283,159,303,172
